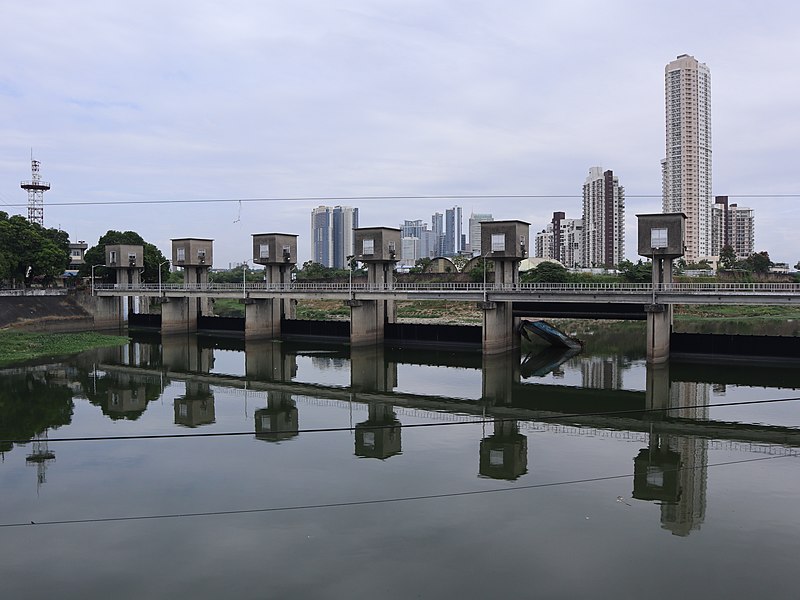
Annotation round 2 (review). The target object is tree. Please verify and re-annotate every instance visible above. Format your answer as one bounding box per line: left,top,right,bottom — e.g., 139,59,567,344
0,211,70,287
718,244,737,271
409,257,432,274
617,259,652,283
521,262,570,284
295,261,350,280
79,230,169,284
743,251,772,275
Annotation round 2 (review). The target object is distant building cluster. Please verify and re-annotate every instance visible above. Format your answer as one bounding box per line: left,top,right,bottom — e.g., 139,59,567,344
311,205,359,269
534,167,625,269
532,54,756,269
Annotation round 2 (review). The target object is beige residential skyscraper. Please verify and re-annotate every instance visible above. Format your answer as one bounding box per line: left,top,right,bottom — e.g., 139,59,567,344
663,54,712,263
582,167,625,269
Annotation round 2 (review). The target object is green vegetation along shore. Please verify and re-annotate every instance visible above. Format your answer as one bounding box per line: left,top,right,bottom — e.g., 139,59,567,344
0,331,129,367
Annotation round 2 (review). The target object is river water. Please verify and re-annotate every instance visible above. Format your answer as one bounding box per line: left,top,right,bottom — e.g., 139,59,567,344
1,331,799,599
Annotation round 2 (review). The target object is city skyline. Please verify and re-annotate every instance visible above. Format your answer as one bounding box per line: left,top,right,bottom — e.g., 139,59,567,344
1,2,798,268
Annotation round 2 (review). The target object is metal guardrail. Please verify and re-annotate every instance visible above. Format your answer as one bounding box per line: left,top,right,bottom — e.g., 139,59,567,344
0,288,68,296
92,282,800,294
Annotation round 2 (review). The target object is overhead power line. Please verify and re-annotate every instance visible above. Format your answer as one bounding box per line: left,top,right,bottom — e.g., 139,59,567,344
0,454,791,529
1,193,799,209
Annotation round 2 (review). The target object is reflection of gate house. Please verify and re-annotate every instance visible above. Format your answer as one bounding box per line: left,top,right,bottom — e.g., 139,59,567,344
254,392,298,442
105,244,144,322
163,238,213,334
479,419,527,480
355,403,401,459
246,233,298,339
174,382,216,427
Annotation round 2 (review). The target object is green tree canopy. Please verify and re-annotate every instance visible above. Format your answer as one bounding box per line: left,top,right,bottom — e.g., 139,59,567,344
521,262,571,284
743,251,772,275
0,211,70,287
617,259,652,283
79,230,169,284
718,244,738,271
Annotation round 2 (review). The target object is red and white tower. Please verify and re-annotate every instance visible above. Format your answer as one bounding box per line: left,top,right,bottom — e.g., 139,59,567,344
20,156,50,226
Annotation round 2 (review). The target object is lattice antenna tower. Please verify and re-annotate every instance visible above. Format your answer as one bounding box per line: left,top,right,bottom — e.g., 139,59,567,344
20,153,50,226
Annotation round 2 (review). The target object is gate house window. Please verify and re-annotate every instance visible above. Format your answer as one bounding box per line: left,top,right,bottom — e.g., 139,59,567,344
362,239,374,255
177,247,185,262
491,234,505,252
260,244,269,259
109,251,117,264
651,228,668,249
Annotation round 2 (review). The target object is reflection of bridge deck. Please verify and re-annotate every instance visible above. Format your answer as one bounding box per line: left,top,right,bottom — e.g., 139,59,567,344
98,364,800,449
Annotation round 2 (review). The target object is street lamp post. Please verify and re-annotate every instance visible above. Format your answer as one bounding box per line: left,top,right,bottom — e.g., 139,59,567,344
158,260,169,296
91,263,101,296
242,260,251,299
483,251,491,303
347,255,354,300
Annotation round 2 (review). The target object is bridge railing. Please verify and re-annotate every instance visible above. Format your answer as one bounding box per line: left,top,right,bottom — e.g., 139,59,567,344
92,281,800,294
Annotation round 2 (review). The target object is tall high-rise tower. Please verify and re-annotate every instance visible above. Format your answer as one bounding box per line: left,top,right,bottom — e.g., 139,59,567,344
311,205,358,268
582,167,625,268
663,54,712,263
20,157,50,227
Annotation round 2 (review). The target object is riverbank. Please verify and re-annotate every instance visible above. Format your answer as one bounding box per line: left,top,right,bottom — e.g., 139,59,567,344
0,331,129,367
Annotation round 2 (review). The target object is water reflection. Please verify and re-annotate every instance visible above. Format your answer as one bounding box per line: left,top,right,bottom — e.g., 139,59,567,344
254,392,298,442
354,403,402,459
175,382,216,428
3,332,799,537
479,419,527,480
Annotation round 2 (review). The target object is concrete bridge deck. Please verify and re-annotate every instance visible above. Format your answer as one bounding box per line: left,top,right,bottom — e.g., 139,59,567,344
95,281,800,305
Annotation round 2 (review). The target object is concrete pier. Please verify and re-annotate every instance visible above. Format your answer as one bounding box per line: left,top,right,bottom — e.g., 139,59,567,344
161,297,198,334
244,298,281,339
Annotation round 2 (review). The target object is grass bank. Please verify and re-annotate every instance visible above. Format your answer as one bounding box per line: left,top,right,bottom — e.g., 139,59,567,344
0,331,129,367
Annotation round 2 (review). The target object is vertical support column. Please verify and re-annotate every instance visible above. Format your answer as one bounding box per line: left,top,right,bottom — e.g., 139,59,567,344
348,300,383,346
161,297,198,334
480,300,515,354
244,298,280,339
646,255,674,364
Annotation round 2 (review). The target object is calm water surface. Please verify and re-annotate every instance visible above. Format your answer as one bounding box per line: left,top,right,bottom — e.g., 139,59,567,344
1,333,799,599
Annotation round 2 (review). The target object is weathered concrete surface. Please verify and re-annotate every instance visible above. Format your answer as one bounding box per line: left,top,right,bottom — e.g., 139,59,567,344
0,294,95,332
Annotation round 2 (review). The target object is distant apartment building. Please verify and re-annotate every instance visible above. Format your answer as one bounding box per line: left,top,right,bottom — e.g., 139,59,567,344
468,213,493,255
444,206,463,256
711,196,754,260
662,54,713,263
582,167,625,269
534,211,582,266
311,205,358,268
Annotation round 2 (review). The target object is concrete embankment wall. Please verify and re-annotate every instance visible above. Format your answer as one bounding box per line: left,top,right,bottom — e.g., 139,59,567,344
0,293,96,332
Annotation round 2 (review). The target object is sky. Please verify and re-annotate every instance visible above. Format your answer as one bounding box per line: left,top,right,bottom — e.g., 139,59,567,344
1,0,799,268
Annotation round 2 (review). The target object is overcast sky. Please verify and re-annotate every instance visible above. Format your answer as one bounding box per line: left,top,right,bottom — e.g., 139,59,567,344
2,0,799,267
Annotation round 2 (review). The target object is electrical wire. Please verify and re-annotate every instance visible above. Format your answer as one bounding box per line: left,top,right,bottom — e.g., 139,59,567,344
0,453,791,529
3,395,800,446
1,193,799,208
